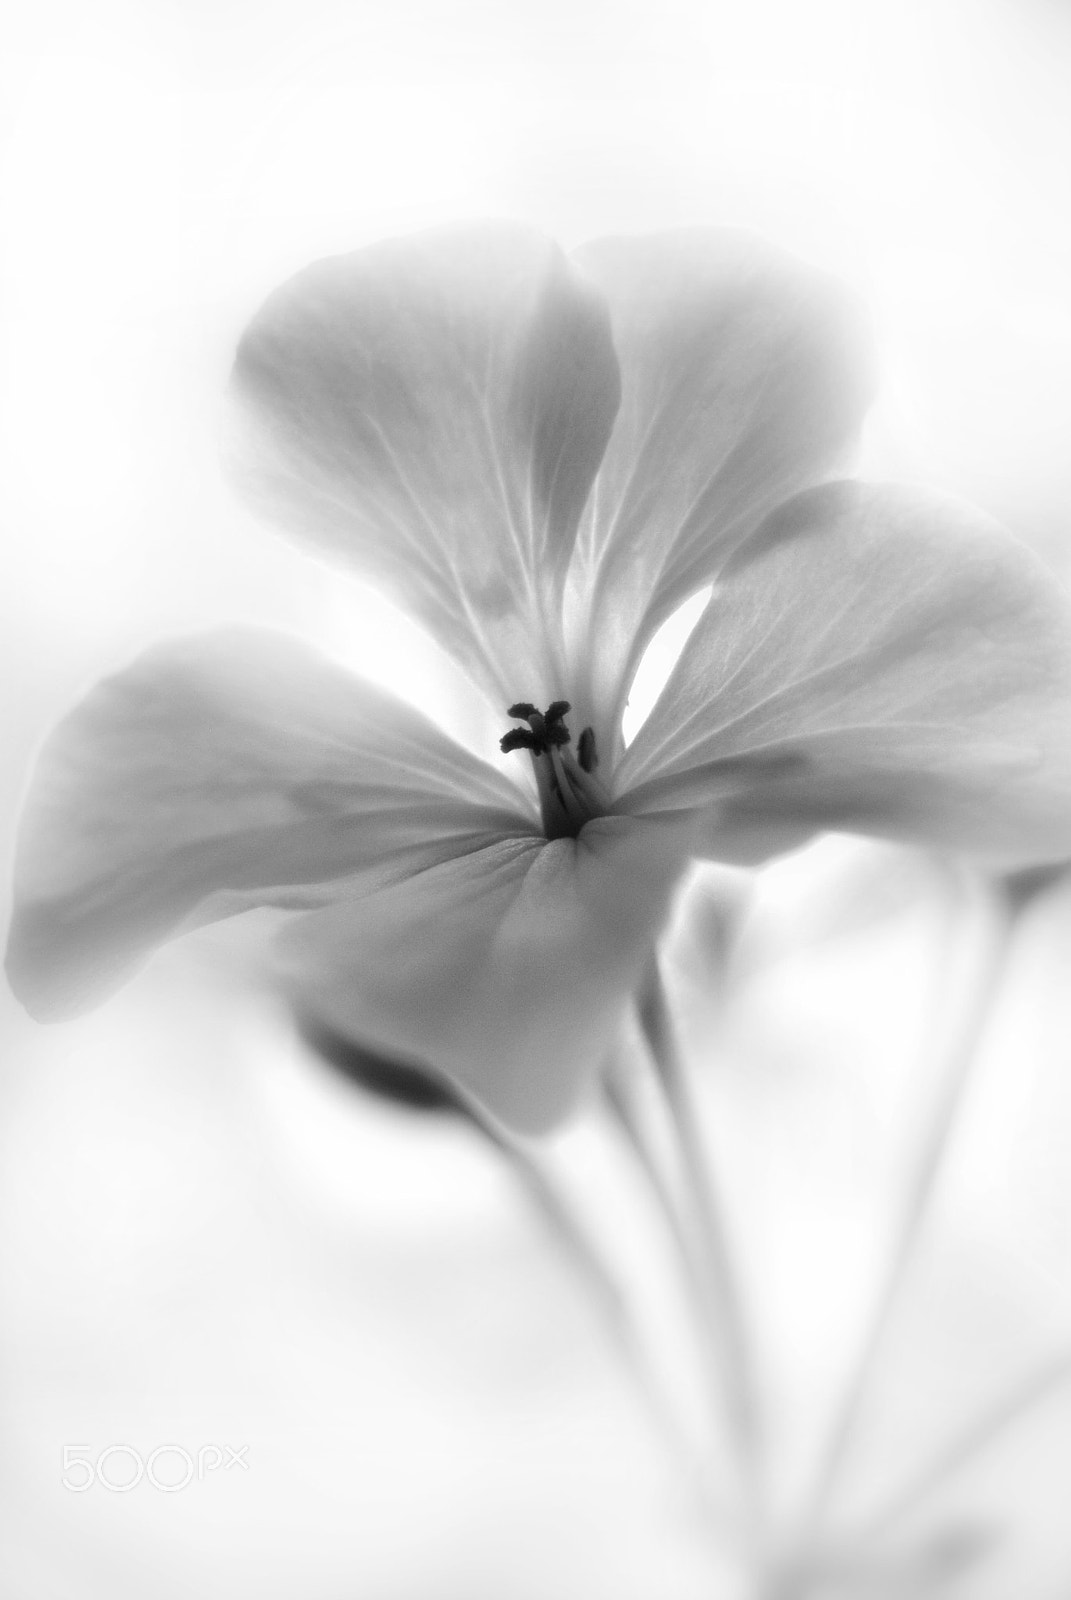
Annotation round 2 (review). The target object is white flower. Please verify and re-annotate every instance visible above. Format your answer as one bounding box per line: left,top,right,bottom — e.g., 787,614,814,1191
8,223,1071,1132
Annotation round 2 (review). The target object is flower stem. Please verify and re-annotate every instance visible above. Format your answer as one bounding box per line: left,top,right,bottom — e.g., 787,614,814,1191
799,877,1014,1536
637,959,765,1541
602,1053,747,1484
603,1056,702,1303
471,1108,714,1512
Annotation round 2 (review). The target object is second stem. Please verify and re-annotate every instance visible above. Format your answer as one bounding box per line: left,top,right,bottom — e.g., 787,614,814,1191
638,958,765,1539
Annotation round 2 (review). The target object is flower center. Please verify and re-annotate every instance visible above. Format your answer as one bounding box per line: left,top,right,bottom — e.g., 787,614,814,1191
500,701,608,840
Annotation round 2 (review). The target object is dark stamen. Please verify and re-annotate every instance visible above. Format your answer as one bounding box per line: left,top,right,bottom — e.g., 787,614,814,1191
500,700,607,841
499,726,539,754
501,700,572,755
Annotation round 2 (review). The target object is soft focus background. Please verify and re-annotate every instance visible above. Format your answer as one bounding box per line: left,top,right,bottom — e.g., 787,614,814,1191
3,1,1071,1595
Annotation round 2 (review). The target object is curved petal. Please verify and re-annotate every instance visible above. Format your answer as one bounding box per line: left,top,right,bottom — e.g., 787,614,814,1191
229,222,621,712
277,814,695,1136
6,629,534,1021
567,230,875,741
615,483,1071,868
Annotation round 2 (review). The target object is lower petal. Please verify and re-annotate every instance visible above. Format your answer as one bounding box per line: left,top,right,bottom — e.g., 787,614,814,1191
6,628,532,1021
277,815,694,1135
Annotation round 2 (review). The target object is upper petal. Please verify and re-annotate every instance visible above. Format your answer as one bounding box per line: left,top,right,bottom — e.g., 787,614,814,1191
278,813,695,1136
567,230,875,739
229,222,621,712
616,483,1071,868
6,628,533,1020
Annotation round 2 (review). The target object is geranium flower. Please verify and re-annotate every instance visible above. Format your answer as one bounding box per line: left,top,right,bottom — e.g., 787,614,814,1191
8,223,1071,1133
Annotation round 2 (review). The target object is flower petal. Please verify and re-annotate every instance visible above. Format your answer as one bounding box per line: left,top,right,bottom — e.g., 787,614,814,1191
229,222,621,711
278,814,695,1136
616,483,1071,867
567,230,875,738
6,629,533,1021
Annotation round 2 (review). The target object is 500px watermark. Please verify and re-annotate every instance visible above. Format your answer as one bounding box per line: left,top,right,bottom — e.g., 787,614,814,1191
62,1444,249,1492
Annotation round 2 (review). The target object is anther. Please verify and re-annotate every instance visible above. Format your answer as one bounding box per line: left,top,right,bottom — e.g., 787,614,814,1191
577,727,598,773
499,726,539,754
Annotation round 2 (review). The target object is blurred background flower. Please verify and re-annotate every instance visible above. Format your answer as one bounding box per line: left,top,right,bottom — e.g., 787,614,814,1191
3,0,1071,1595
